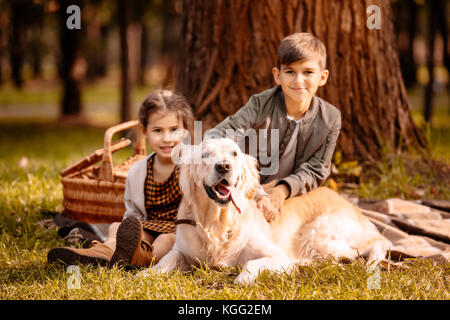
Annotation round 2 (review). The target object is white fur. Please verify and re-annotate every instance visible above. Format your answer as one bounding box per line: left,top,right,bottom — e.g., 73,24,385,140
147,138,391,283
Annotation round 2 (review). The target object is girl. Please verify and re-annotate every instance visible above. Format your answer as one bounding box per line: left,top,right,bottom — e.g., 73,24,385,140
48,89,194,267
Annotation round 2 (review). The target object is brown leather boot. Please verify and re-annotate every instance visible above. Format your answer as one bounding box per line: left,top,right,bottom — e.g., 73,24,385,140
110,216,154,268
47,241,113,267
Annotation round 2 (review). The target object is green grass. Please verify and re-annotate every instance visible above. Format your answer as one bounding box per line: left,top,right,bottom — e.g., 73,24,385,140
409,85,450,161
0,84,448,300
2,252,448,300
349,143,450,200
0,122,449,300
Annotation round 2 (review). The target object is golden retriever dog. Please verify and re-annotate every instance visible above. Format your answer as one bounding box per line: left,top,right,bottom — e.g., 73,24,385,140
147,138,391,284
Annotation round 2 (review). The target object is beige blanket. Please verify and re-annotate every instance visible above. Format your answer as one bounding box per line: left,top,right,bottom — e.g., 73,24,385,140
54,195,450,264
357,198,450,263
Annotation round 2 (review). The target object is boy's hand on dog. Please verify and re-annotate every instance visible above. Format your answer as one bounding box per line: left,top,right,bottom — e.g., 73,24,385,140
257,196,277,221
257,184,289,222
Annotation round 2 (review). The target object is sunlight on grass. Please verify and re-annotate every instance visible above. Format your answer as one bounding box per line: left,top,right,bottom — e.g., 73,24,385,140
0,122,449,299
1,247,448,299
0,83,449,299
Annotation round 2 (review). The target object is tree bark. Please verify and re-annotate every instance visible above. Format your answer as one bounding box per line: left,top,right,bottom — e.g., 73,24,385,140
176,0,427,162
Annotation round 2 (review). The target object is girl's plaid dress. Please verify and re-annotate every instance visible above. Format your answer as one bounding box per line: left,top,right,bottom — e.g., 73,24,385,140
141,154,181,233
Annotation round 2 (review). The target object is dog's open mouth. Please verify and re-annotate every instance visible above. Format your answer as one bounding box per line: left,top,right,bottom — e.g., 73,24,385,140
204,179,241,213
214,179,232,199
204,179,232,203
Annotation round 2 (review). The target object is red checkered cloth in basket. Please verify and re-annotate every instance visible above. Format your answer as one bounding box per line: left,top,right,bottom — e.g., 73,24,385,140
142,154,181,233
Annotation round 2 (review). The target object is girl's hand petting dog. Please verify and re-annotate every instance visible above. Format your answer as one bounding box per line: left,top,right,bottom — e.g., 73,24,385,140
257,184,290,222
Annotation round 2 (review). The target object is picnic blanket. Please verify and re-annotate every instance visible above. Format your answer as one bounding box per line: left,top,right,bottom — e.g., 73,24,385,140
42,198,450,263
39,210,110,247
356,198,450,263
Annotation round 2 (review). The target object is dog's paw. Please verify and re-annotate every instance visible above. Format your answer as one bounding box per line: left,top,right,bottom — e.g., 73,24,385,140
234,271,257,285
136,267,170,280
136,268,153,278
153,262,179,274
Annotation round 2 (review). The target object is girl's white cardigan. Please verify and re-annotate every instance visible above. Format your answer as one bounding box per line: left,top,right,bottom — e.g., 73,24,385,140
122,153,154,221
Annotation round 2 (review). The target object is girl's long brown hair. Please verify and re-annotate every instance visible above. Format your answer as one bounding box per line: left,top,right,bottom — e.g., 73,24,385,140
138,89,194,134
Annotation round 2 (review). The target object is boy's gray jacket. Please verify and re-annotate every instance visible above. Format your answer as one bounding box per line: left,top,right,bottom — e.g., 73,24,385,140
206,86,341,198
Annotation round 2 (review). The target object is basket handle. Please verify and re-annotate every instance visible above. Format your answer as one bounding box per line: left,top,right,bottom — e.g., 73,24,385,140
60,137,131,177
98,120,146,182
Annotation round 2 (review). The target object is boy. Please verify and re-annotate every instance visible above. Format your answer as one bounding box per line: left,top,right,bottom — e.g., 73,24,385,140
206,32,341,221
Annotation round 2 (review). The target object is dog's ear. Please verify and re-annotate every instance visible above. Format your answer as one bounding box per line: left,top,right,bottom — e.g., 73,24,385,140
241,154,260,199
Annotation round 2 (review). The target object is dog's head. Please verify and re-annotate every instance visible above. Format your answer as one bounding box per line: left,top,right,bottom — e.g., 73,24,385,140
176,138,260,210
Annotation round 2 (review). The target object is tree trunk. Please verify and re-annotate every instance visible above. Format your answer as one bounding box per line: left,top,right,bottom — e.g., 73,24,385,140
423,0,438,125
98,25,109,77
176,0,427,162
85,6,104,80
434,0,449,116
84,2,110,80
30,24,45,79
161,0,181,87
127,22,142,86
393,0,418,89
139,23,149,86
27,2,45,79
118,0,131,122
9,0,28,89
58,0,84,116
0,7,8,86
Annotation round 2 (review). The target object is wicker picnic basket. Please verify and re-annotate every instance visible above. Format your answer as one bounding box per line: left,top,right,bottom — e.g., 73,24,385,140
60,120,146,223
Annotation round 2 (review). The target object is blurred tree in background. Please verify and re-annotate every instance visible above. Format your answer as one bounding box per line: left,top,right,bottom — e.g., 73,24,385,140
0,0,182,122
392,0,449,124
0,0,448,161
0,1,8,85
58,0,84,118
9,0,31,88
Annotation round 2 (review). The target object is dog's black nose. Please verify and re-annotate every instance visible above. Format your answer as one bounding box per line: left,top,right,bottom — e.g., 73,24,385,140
215,161,231,174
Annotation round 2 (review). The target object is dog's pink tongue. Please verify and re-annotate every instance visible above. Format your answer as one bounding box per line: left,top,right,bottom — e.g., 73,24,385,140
216,183,241,214
229,187,242,214
216,184,230,196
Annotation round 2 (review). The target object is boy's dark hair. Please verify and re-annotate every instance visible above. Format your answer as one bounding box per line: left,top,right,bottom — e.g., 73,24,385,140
276,33,327,69
138,89,194,133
